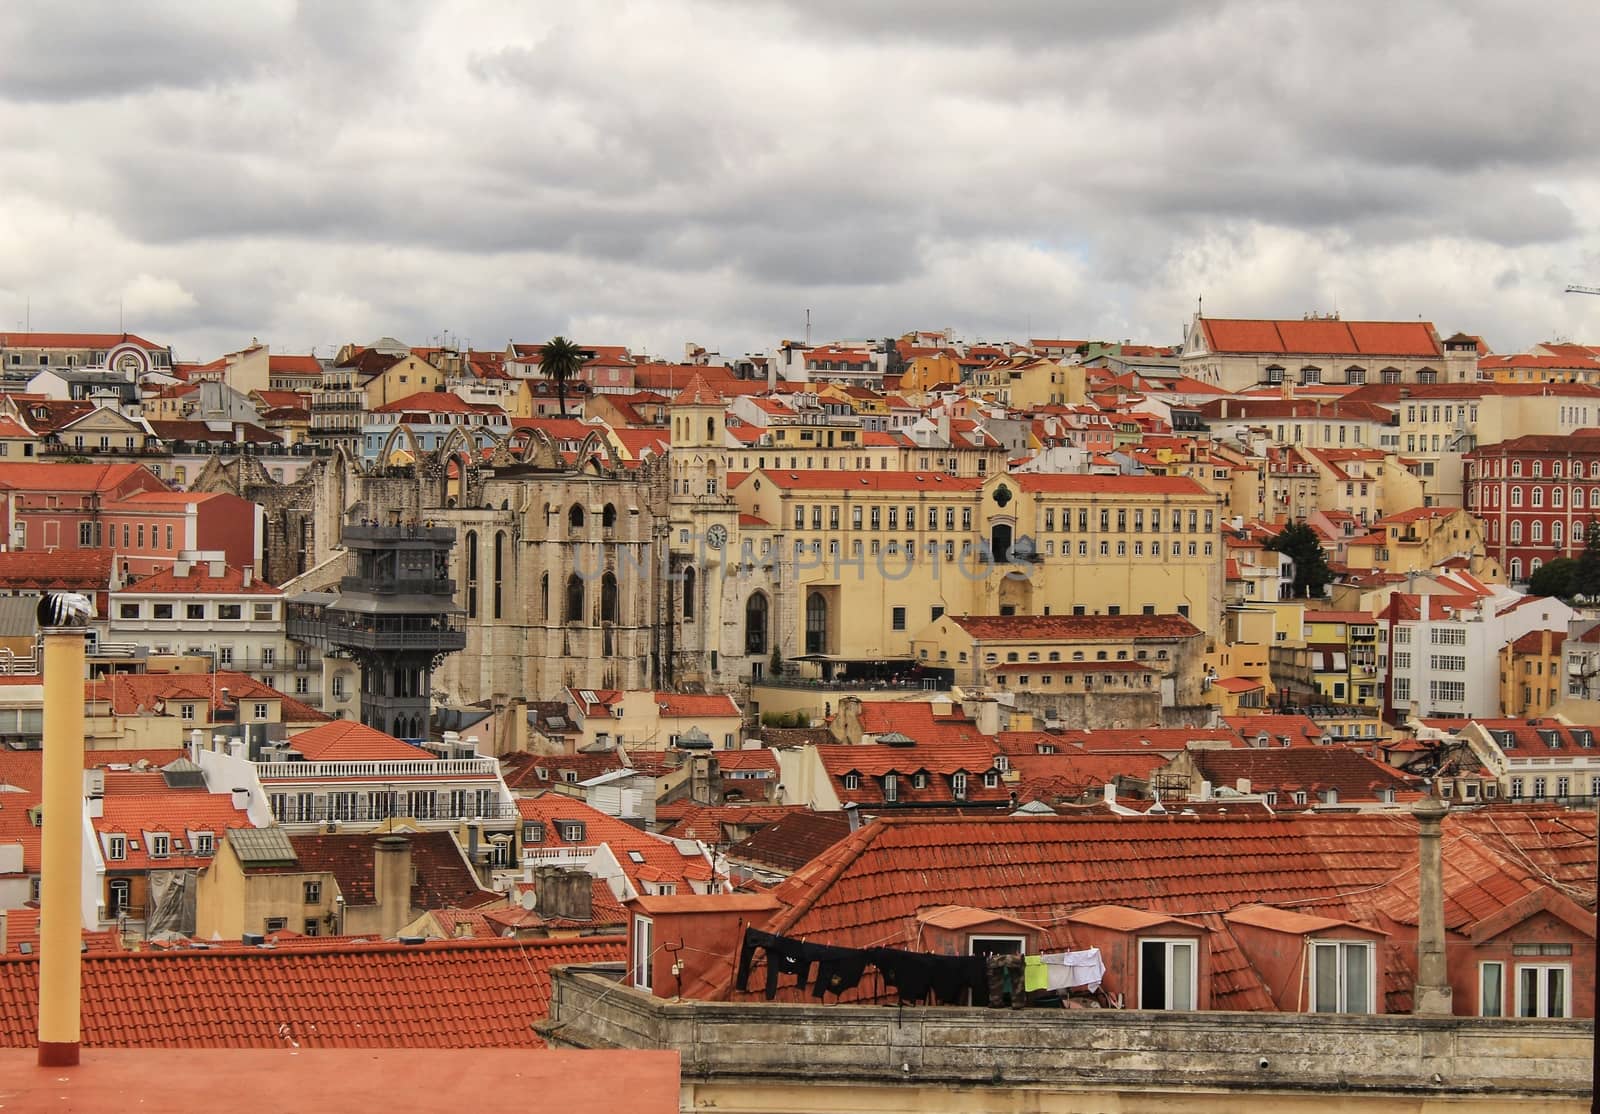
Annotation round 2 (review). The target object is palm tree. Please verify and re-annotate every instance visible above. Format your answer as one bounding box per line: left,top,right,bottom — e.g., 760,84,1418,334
538,336,590,418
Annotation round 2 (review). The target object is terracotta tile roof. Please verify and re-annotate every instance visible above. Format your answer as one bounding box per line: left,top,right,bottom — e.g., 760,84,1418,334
738,469,983,493
1199,318,1442,358
671,373,726,406
947,613,1200,641
0,461,156,493
499,751,628,792
267,354,323,376
854,702,992,746
714,748,779,773
1507,629,1567,654
1182,748,1420,804
660,804,808,842
96,786,254,869
652,692,740,718
1007,752,1167,803
1472,718,1600,758
0,549,112,589
726,811,852,873
1013,473,1211,497
85,672,328,722
816,742,1005,806
286,720,439,762
116,562,279,595
372,391,491,414
0,936,625,1048
83,748,186,769
146,420,282,446
287,832,498,910
516,797,715,893
0,332,161,349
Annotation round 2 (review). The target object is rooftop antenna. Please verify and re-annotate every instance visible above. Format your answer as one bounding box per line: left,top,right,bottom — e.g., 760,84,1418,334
805,309,811,346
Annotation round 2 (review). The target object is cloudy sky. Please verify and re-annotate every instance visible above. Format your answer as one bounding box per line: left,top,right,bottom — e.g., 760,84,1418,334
2,0,1597,362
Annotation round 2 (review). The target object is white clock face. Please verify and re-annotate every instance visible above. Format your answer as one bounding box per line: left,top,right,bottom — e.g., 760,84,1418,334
705,524,728,550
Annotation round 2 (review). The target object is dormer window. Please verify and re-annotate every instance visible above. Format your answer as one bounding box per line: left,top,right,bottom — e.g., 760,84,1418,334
192,832,214,855
983,771,1000,788
1310,940,1374,1013
556,821,586,842
842,772,861,791
951,772,968,800
911,772,929,789
523,821,545,844
883,773,898,803
106,834,126,861
150,833,170,859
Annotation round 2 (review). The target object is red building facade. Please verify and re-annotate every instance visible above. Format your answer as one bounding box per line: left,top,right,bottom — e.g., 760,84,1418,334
1465,433,1600,583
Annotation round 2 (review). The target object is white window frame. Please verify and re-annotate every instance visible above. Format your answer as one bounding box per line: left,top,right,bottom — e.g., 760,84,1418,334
1309,939,1375,1014
1138,937,1198,1010
1515,963,1570,1018
632,914,655,990
149,833,170,859
192,832,213,856
968,934,1027,956
106,834,126,861
1479,960,1504,1017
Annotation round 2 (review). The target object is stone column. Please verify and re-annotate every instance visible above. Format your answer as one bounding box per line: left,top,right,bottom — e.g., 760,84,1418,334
1411,792,1454,1015
38,595,89,1066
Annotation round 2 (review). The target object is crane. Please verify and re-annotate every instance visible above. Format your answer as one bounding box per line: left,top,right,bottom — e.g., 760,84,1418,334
1566,285,1600,296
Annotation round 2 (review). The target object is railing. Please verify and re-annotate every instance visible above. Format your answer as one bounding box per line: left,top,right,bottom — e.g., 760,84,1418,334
338,575,457,596
1501,794,1596,809
315,625,467,652
756,675,943,692
272,801,521,823
522,845,600,864
342,525,456,544
256,757,500,779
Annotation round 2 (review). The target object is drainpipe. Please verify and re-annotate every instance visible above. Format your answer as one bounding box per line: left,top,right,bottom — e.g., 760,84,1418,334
37,593,89,1066
1410,791,1454,1015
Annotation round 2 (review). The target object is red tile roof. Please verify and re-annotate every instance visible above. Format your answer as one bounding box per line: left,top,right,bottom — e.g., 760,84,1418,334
499,750,627,792
372,391,491,414
0,936,625,1049
1013,473,1211,497
286,720,439,762
1508,629,1566,655
97,785,254,869
725,811,853,873
947,613,1200,641
116,562,279,595
0,549,112,590
1181,748,1421,804
0,332,161,350
287,831,498,911
736,469,984,493
85,672,328,723
1199,318,1442,358
660,804,810,842
672,373,725,406
516,797,716,894
652,692,741,718
0,461,157,493
816,741,1005,806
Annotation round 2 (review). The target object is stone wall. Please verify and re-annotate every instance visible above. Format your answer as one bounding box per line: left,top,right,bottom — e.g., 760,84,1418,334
541,967,1592,1112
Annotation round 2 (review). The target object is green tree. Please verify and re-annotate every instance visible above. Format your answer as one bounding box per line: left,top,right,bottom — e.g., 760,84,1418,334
537,336,590,418
1575,519,1600,600
1266,522,1334,598
1528,557,1579,599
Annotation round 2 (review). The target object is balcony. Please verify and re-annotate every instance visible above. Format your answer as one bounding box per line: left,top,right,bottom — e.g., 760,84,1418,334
342,525,456,545
256,756,499,780
522,845,600,866
338,575,456,596
317,617,466,653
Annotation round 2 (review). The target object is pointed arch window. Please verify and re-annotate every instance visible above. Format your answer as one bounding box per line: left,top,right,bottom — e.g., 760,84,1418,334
745,593,769,655
601,571,618,624
565,574,585,623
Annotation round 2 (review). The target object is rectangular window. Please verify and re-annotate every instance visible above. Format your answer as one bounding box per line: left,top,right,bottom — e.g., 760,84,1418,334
153,603,172,619
107,834,126,861
1480,962,1504,1017
254,603,275,621
118,603,140,619
632,915,655,990
891,607,906,631
193,832,213,855
304,880,322,904
1139,939,1196,1010
150,833,170,859
187,604,205,620
1516,965,1569,1018
1311,941,1372,1013
219,604,242,620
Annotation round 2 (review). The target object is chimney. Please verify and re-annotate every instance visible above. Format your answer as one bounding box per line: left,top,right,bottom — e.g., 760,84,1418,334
1411,792,1454,1015
37,593,88,1066
844,802,861,832
230,787,250,811
1235,778,1251,795
242,567,252,588
1199,780,1213,801
174,559,191,578
535,866,593,922
374,835,413,940
208,559,225,579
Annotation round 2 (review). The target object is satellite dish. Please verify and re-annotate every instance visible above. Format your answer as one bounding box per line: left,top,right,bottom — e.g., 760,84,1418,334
519,890,537,912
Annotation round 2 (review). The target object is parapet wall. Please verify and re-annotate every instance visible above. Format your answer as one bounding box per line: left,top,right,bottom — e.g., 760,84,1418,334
542,967,1592,1109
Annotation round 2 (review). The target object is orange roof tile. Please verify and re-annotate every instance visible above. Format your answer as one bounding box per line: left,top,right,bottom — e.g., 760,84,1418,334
286,720,438,762
0,936,624,1048
116,562,279,595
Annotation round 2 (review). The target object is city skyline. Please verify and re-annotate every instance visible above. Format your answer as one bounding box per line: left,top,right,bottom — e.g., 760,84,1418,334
0,1,1596,361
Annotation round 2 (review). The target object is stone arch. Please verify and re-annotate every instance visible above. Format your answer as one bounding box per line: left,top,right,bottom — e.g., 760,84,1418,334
379,422,424,466
578,430,622,475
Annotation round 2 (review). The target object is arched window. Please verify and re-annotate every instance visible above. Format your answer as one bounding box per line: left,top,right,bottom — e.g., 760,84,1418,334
565,574,585,623
1576,487,1586,509
1531,521,1543,544
1554,487,1565,508
602,503,617,528
1510,521,1523,544
1531,488,1544,508
682,567,696,620
1511,558,1523,581
1511,487,1523,508
108,878,131,918
990,522,1013,563
1553,520,1564,548
539,572,549,621
1416,368,1438,383
706,416,716,441
492,531,505,619
745,593,769,655
569,503,585,529
1532,557,1544,574
600,571,618,624
805,591,828,655
465,530,479,619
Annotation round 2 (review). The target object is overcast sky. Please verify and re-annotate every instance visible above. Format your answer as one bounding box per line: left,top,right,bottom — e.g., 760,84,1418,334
2,0,1597,362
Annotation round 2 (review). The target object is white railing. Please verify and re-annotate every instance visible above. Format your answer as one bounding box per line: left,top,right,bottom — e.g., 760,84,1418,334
522,845,599,865
255,757,499,780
